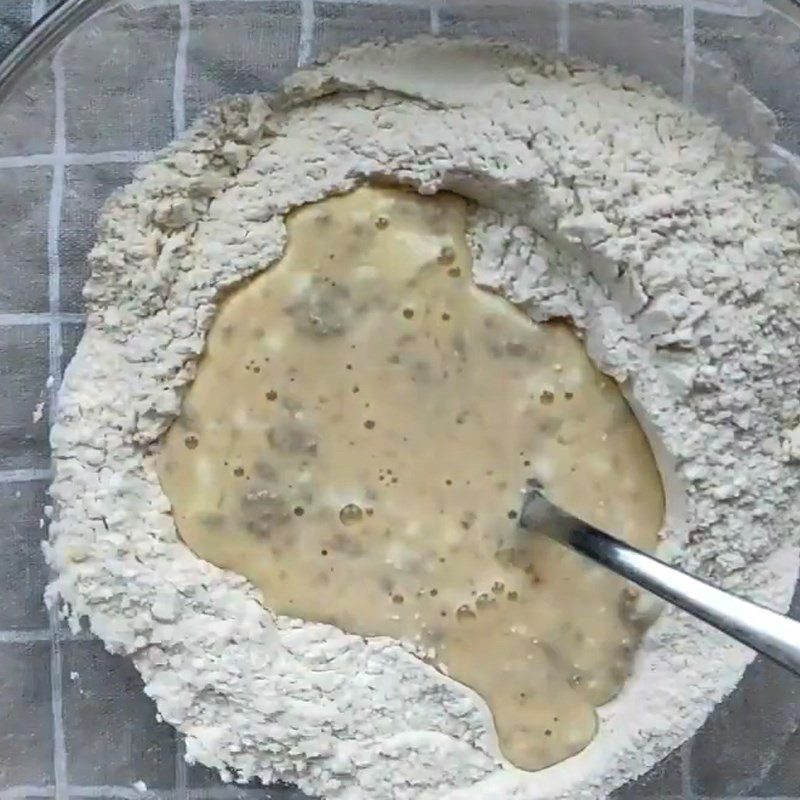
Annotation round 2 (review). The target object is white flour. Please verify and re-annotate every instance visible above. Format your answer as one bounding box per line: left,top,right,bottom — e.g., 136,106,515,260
46,38,800,799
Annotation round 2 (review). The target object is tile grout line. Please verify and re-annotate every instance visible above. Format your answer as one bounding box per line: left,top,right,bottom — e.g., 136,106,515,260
0,787,54,800
557,0,570,55
31,0,46,24
47,49,66,407
170,5,192,791
0,467,52,483
66,149,156,166
0,312,85,327
173,0,191,137
682,0,696,106
46,42,69,800
298,0,315,67
0,629,51,643
0,150,156,170
175,736,188,800
0,628,94,643
429,0,440,35
49,599,68,800
0,153,54,168
680,739,695,799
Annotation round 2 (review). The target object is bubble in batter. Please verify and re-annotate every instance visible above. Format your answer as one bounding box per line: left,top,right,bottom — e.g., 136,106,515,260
158,185,664,770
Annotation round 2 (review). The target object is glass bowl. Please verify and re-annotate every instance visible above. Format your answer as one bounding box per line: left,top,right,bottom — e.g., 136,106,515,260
1,0,799,797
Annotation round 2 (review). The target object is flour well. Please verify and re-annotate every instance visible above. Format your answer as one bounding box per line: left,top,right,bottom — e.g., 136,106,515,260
47,38,800,799
156,184,665,771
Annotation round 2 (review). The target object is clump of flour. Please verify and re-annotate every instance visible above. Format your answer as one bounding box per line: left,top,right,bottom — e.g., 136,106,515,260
46,38,800,799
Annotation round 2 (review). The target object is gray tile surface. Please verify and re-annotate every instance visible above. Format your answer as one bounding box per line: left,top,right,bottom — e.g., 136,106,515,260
0,0,30,52
62,6,179,152
440,0,558,51
0,479,50,630
0,641,55,788
688,583,800,797
0,58,55,158
696,7,800,154
313,2,429,60
756,723,800,796
62,640,178,789
0,166,51,313
61,320,85,375
61,162,137,314
689,657,800,796
185,1,300,126
0,324,50,471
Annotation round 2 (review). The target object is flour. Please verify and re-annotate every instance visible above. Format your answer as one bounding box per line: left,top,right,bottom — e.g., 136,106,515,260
46,38,800,799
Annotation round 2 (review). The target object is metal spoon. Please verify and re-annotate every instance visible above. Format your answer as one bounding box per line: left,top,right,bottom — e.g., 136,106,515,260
519,488,800,677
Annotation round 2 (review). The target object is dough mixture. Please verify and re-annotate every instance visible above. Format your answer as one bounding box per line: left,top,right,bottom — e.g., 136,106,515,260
47,39,800,800
158,186,663,769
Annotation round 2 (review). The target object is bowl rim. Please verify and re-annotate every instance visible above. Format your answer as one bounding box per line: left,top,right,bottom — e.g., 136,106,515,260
0,0,111,103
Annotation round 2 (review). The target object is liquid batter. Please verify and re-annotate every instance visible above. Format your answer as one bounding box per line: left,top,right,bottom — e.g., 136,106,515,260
158,186,664,770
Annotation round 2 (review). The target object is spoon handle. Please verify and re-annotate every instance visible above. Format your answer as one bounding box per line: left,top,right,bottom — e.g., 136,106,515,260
520,494,800,677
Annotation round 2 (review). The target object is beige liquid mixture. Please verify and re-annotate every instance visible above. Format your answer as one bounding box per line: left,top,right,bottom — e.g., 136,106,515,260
158,186,664,770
